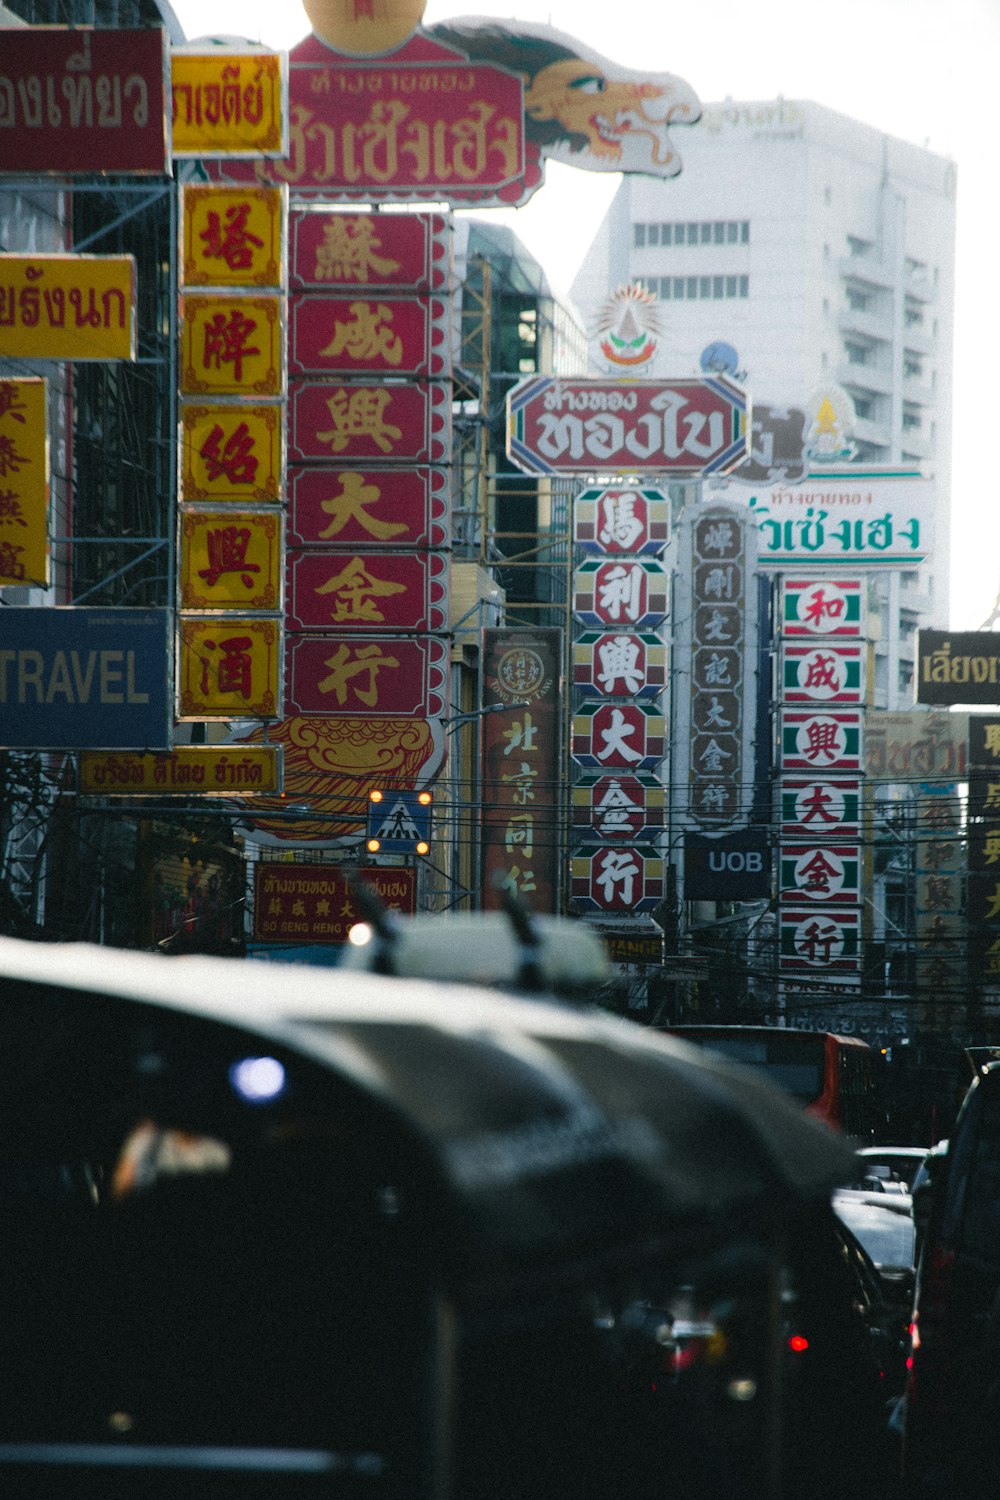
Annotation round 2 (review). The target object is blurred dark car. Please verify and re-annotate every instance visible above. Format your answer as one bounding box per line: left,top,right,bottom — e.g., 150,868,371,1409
854,1144,929,1194
833,1191,916,1303
903,1062,1000,1493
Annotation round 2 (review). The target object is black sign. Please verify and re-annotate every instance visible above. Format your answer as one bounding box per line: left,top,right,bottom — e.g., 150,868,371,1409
917,631,1000,706
684,828,772,901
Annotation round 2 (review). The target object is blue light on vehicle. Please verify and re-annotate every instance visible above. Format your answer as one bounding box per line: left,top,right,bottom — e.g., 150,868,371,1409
229,1055,287,1103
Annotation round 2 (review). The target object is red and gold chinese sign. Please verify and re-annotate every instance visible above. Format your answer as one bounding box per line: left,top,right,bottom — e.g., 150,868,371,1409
481,628,562,913
0,378,49,588
171,49,287,158
177,183,289,723
0,28,170,175
253,863,415,943
0,255,137,361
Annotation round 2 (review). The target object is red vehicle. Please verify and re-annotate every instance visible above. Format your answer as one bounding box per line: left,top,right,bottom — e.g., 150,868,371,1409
661,1027,879,1139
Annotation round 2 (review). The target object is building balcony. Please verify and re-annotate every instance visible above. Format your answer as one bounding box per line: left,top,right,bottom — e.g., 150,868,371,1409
838,254,894,289
837,361,894,396
903,327,935,357
905,269,936,303
838,307,892,342
851,414,893,448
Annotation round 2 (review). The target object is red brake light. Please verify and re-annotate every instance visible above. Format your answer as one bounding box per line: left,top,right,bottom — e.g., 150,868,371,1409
788,1334,809,1354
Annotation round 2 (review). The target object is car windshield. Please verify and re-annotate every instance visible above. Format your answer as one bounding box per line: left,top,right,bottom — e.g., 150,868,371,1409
833,1197,915,1269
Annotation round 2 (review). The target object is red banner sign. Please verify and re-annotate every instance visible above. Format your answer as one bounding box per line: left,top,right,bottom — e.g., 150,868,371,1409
211,33,532,207
254,863,415,944
286,549,448,633
284,632,448,718
286,465,449,550
289,380,450,464
289,293,449,378
0,28,169,175
507,374,749,477
289,210,450,292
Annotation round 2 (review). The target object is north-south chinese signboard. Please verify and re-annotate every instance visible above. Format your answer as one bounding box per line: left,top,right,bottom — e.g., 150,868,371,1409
0,28,170,175
0,377,48,588
0,255,137,361
570,844,664,914
179,294,286,398
779,578,864,637
507,374,749,477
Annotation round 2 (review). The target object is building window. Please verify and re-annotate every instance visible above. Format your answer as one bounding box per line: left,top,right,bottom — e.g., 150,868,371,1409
904,355,923,378
853,396,873,420
902,409,922,430
634,219,750,249
654,273,750,301
846,288,870,312
648,223,659,246
844,340,870,366
847,235,873,257
634,223,646,248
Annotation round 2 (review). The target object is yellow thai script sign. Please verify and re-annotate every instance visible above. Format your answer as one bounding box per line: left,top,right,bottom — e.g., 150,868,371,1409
179,509,283,611
0,255,136,360
0,378,49,588
79,744,282,795
181,184,287,289
177,615,281,720
171,50,288,158
180,402,284,503
180,293,285,398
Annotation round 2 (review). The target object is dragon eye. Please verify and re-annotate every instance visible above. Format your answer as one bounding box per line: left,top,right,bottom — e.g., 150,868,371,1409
569,74,607,94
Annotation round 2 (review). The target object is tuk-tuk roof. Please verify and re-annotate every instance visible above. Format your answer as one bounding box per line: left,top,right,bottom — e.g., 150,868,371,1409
0,937,853,1268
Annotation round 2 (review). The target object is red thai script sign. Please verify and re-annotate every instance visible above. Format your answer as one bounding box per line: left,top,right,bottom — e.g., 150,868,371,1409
289,379,450,463
286,465,449,550
507,374,749,477
0,28,169,175
289,210,450,292
481,628,562,913
285,632,448,717
209,33,533,207
254,863,415,944
289,294,449,377
286,549,448,633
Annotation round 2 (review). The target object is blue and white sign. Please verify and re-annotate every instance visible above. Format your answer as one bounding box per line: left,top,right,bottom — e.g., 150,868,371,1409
0,608,171,749
367,790,432,853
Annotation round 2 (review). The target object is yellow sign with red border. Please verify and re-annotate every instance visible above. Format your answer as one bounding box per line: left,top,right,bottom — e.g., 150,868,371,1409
180,293,285,398
0,255,136,361
177,615,282,720
171,49,288,158
79,745,283,795
0,377,49,587
181,184,286,289
179,402,284,503
179,510,283,612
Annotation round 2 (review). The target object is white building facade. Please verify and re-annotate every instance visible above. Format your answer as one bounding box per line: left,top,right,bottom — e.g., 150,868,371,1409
570,97,957,711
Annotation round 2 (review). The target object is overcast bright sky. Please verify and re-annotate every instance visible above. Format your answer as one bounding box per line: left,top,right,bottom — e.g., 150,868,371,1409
171,0,999,630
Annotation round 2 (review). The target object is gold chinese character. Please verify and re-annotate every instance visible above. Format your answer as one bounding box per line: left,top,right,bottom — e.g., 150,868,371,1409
316,387,402,455
317,472,407,541
314,217,402,282
319,301,404,366
314,556,407,622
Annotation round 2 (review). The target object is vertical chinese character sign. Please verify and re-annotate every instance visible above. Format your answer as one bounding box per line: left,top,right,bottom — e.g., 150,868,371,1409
775,575,865,981
0,379,49,588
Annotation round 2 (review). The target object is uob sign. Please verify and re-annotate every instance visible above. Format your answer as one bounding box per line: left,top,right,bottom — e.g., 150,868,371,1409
684,828,772,901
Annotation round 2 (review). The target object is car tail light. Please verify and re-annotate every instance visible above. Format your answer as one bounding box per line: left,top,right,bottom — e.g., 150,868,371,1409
906,1245,956,1424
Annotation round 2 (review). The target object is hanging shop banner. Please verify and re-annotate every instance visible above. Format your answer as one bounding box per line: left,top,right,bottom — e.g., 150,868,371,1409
684,828,772,902
289,294,449,379
289,380,450,464
253,863,415,945
481,627,562,913
571,700,666,772
209,32,528,205
569,844,664,915
913,785,965,1005
176,616,281,721
704,467,932,566
171,48,287,158
779,577,864,637
180,184,286,289
0,254,137,361
0,377,49,589
688,505,747,825
572,558,669,629
779,905,861,974
0,607,170,750
0,28,170,176
779,778,862,841
778,843,861,904
289,210,450,293
571,631,667,700
573,485,670,556
507,374,749,478
179,510,284,612
286,464,449,550
916,630,1000,706
179,402,285,505
79,744,282,796
779,709,863,774
865,711,967,781
179,293,285,399
571,772,665,843
285,549,448,633
284,632,448,718
779,642,864,704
